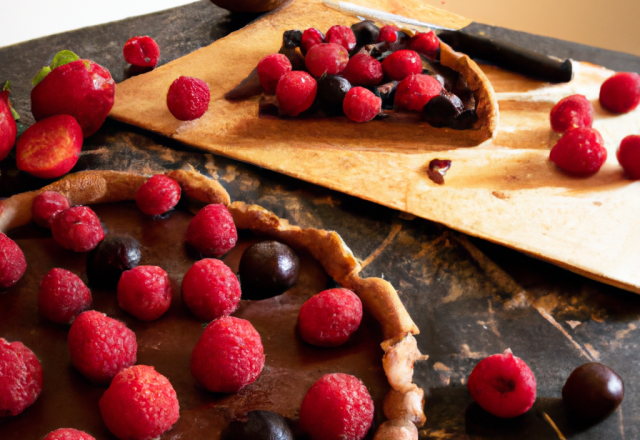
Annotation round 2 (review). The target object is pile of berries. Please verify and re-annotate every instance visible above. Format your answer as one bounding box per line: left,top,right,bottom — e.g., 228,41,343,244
467,349,624,423
247,20,477,127
549,72,640,176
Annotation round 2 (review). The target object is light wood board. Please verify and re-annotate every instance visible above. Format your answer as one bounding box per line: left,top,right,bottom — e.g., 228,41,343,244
109,0,640,294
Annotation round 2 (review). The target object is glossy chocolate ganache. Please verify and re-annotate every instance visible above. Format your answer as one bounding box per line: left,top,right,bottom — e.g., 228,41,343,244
0,202,389,440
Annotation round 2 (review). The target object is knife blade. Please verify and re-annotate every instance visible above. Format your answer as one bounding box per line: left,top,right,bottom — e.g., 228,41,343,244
323,0,573,83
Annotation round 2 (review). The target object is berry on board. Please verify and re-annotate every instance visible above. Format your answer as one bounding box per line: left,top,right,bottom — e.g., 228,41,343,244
123,36,160,68
118,266,171,321
135,174,181,216
0,233,27,289
181,258,240,321
51,206,104,252
550,94,593,133
38,268,91,324
185,203,238,258
32,191,71,228
467,348,536,418
599,72,640,114
275,71,318,116
549,126,607,174
617,134,640,179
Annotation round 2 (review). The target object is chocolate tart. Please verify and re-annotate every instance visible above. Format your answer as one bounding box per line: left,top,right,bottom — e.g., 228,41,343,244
110,0,498,151
0,170,426,440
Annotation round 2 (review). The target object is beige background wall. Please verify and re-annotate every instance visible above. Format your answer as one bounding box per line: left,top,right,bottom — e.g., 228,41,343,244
423,0,640,60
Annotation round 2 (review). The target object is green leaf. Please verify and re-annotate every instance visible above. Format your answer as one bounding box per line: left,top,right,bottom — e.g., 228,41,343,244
10,107,19,121
50,50,80,70
2,81,10,93
32,66,51,86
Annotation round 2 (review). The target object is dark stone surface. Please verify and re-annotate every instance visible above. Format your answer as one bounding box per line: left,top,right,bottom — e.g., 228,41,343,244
1,1,640,439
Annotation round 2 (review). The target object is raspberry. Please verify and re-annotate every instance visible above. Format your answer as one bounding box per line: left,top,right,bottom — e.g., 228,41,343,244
301,28,325,55
382,50,422,81
100,365,179,440
341,54,383,87
118,266,171,321
135,174,181,216
407,31,440,59
0,233,27,289
550,94,593,133
599,72,640,114
297,288,362,347
618,135,640,179
123,36,160,68
0,338,43,417
32,191,71,228
166,76,210,121
257,54,292,94
394,74,442,111
190,316,264,393
343,87,381,123
185,204,238,257
550,126,607,174
376,25,399,44
325,25,356,52
38,268,91,324
51,206,105,252
305,43,349,77
43,428,96,440
68,310,137,384
299,373,374,440
275,71,318,117
467,349,536,418
181,259,240,321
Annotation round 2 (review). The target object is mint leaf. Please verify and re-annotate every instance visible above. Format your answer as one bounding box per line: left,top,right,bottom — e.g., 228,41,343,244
10,107,19,121
2,81,10,93
32,66,51,86
50,50,80,70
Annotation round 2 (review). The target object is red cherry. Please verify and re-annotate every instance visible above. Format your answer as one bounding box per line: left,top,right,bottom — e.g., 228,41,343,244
599,72,640,114
617,135,640,179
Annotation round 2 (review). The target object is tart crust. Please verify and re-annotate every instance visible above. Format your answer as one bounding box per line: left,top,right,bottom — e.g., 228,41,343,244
0,169,428,435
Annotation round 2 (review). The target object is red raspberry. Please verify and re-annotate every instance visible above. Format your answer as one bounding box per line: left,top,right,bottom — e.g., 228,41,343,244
39,268,91,324
43,428,96,440
257,54,292,94
343,87,381,123
298,288,362,347
51,206,105,252
276,71,318,117
135,174,181,216
0,233,27,289
190,316,265,393
341,54,383,86
407,31,440,59
185,204,238,257
166,76,210,121
0,338,43,417
394,74,442,111
382,50,422,81
68,310,137,384
550,126,607,174
305,43,349,77
550,94,593,133
325,25,356,52
599,72,640,114
118,266,171,321
299,373,374,440
32,191,71,228
301,28,325,55
123,36,160,68
467,349,536,418
377,25,399,44
181,258,240,321
100,365,179,440
618,135,640,179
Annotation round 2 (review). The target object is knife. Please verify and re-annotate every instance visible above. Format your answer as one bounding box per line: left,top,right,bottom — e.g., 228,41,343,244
323,0,573,83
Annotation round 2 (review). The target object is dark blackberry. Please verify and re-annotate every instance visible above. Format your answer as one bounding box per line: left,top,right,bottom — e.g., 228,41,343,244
350,20,380,47
282,30,303,49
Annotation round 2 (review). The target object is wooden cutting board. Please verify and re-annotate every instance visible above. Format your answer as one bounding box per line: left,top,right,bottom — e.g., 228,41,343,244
109,0,640,294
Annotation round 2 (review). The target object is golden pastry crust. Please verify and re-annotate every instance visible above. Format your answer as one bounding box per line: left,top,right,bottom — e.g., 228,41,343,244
0,169,427,431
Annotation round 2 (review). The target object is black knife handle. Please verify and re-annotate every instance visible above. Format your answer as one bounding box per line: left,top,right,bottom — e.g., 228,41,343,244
438,30,573,83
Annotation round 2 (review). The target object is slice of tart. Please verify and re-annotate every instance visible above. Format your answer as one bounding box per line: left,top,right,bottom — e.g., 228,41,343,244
0,169,426,439
110,0,498,151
